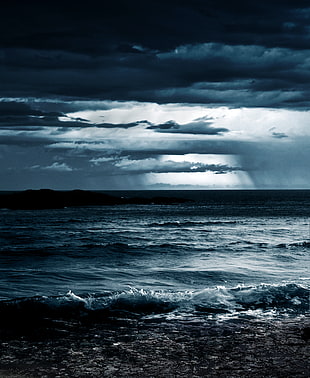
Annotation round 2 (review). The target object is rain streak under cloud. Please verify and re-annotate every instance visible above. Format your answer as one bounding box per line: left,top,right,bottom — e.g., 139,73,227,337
0,0,310,189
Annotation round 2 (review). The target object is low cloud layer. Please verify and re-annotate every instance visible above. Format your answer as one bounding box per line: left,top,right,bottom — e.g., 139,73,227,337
1,43,309,108
92,156,241,175
147,120,229,135
1,1,310,108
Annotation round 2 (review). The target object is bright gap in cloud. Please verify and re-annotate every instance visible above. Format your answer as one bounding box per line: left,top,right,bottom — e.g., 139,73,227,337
161,154,238,165
147,171,254,189
64,102,310,141
144,154,254,189
65,102,226,125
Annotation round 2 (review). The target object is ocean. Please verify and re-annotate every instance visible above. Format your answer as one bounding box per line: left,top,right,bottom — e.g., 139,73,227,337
0,190,309,322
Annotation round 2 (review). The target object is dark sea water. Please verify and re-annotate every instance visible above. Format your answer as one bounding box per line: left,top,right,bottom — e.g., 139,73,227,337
0,190,309,324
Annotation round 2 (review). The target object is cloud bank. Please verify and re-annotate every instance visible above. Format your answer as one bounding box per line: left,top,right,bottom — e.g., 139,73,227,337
0,1,309,189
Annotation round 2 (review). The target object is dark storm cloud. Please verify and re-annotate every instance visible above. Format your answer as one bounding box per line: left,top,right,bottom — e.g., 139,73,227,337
0,1,309,107
1,0,309,53
147,120,229,135
272,132,288,139
1,44,309,107
0,101,144,129
269,127,289,139
0,101,43,117
0,101,71,128
0,101,176,134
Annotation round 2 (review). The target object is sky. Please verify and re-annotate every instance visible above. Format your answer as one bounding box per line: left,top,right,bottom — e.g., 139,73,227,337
0,0,310,190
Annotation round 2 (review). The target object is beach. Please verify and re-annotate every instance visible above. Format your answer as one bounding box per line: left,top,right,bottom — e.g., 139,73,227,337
0,316,309,377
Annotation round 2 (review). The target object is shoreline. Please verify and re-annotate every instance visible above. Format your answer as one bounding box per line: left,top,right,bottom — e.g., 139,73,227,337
0,316,309,377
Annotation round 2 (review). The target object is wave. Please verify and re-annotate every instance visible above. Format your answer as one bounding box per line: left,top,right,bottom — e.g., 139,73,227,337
149,220,238,227
176,283,310,316
0,284,308,331
276,240,310,249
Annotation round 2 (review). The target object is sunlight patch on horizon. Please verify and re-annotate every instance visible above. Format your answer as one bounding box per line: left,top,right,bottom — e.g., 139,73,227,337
146,171,254,189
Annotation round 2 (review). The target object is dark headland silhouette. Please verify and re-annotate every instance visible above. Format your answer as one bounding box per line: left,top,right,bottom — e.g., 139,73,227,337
0,189,192,210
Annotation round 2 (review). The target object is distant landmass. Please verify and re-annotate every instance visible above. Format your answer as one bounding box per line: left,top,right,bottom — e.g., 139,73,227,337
0,189,192,210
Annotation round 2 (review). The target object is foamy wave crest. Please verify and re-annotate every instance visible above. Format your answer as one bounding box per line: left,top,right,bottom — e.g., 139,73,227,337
193,283,309,314
0,284,308,329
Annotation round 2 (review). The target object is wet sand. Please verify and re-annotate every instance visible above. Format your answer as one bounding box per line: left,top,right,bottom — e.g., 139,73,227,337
0,316,309,377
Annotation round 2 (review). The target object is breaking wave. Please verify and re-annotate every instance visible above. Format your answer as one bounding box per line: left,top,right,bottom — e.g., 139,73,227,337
0,284,308,330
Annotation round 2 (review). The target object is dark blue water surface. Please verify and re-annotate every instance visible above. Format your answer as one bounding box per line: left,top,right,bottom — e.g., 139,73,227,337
0,190,309,321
